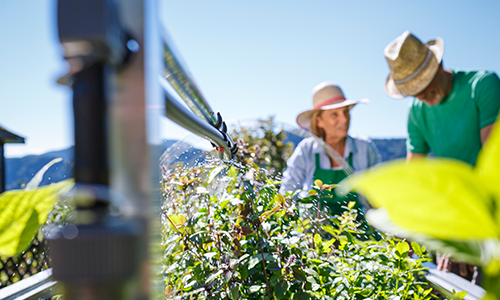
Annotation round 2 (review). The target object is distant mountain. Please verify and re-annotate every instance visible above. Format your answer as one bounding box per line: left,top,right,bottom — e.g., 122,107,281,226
159,139,206,168
5,138,407,191
283,129,407,162
6,147,74,190
372,138,407,162
5,140,180,190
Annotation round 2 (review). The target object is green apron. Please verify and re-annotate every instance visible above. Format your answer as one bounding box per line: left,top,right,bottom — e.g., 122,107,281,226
312,152,361,217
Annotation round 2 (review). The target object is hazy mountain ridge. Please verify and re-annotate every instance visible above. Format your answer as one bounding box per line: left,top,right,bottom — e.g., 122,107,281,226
372,138,407,162
5,138,406,191
6,147,74,190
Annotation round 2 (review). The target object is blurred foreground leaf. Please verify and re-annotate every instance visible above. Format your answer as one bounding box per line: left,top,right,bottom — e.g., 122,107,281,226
0,180,73,256
340,159,498,240
476,120,500,227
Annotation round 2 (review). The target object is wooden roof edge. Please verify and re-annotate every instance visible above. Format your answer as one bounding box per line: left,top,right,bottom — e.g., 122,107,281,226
0,125,26,144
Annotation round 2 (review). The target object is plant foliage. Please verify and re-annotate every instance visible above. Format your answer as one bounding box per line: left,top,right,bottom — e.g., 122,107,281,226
161,134,435,299
230,117,295,177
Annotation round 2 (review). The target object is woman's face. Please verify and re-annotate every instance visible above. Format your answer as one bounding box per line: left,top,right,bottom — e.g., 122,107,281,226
316,106,350,140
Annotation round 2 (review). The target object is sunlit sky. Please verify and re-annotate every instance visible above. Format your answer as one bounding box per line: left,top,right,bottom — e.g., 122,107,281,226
1,0,500,157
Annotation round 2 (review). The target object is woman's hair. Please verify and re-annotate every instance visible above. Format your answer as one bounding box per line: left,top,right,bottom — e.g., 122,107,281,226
309,110,325,138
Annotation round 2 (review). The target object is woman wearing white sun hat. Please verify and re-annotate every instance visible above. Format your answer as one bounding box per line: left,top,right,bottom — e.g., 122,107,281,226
281,82,381,216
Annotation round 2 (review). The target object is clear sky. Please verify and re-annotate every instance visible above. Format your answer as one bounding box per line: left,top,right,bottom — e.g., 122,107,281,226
2,0,500,157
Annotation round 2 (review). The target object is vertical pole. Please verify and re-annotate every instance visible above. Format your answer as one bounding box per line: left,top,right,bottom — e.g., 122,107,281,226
111,0,163,298
72,62,109,187
0,143,4,193
50,0,162,299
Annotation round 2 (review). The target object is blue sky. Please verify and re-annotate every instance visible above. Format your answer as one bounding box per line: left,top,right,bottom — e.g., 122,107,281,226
1,0,500,157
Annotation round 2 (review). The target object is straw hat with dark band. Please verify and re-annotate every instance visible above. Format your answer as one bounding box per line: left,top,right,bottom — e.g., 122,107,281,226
296,82,369,129
384,31,444,99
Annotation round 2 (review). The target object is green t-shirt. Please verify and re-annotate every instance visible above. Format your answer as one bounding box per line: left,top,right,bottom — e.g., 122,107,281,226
407,70,500,166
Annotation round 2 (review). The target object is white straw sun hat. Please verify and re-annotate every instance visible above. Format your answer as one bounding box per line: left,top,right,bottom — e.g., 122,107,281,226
384,31,444,99
296,82,369,129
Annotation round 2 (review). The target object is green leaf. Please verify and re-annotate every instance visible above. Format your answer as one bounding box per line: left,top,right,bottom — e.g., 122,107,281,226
323,238,336,253
453,291,468,299
366,209,486,265
322,225,339,236
238,253,250,263
314,233,322,248
475,114,500,226
423,287,433,297
238,264,248,280
248,257,260,269
16,210,39,255
228,166,238,179
274,280,288,299
294,291,310,300
203,252,217,259
249,285,263,293
411,241,423,257
169,215,186,228
208,166,224,184
0,209,38,256
205,269,223,284
395,241,410,259
0,180,73,256
345,231,355,244
292,268,306,282
323,238,336,248
267,263,282,272
340,159,499,240
228,283,240,300
303,268,319,278
221,199,230,209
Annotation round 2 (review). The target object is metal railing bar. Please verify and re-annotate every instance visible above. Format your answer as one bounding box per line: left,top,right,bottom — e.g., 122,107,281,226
160,29,217,126
0,268,61,300
160,77,231,159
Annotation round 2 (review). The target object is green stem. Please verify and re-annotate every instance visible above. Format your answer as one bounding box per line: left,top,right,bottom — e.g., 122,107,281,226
257,231,273,298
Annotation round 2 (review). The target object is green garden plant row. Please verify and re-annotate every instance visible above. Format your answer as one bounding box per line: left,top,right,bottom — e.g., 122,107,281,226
160,120,460,299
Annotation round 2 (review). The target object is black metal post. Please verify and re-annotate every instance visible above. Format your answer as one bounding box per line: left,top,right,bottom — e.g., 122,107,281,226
72,62,109,187
47,1,144,299
0,142,4,193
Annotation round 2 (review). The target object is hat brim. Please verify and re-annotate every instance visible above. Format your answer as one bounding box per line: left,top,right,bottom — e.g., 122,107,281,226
385,37,444,99
296,99,368,129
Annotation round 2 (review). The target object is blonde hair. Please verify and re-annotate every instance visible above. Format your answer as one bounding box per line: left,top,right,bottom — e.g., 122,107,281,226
309,110,325,138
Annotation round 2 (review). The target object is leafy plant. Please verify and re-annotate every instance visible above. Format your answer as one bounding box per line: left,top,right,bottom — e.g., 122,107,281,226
161,148,435,299
0,158,73,257
339,113,500,299
230,116,295,177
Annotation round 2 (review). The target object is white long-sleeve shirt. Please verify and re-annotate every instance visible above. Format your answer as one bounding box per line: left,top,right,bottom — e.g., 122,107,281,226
280,135,381,193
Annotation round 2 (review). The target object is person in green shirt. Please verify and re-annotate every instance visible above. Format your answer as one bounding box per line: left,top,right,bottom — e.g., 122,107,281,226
384,31,500,165
383,30,500,283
